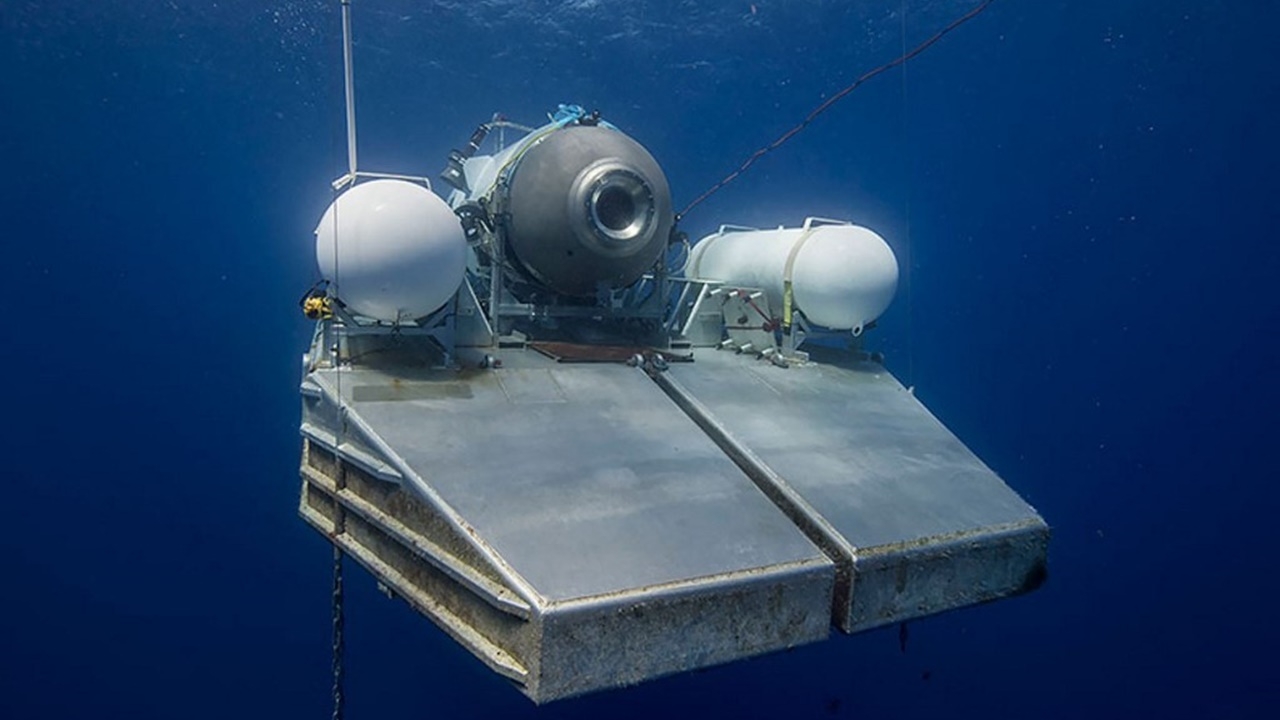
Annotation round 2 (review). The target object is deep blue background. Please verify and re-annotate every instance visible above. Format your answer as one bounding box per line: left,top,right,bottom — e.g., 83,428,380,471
3,1,1277,717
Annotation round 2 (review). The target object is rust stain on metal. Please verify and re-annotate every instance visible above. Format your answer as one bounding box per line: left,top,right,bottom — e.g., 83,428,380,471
529,341,693,364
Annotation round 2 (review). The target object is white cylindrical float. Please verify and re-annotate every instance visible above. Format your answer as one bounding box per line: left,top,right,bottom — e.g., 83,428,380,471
687,219,898,334
315,179,467,323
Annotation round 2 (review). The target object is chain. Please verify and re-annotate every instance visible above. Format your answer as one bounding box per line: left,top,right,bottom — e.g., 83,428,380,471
330,543,345,720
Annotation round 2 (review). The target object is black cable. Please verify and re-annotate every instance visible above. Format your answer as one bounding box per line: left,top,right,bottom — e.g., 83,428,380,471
677,0,997,220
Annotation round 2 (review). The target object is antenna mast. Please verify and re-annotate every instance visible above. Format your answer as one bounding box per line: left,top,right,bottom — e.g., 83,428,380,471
340,0,358,182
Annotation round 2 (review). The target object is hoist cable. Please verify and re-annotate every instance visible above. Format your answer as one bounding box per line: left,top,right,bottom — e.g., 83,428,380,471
676,0,997,221
328,3,354,718
901,0,916,389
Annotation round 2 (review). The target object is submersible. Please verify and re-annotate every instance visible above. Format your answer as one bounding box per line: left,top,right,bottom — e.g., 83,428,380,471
295,1,1046,705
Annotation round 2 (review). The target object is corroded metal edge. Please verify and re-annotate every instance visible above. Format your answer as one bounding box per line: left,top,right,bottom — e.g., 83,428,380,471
299,441,535,683
303,371,545,608
651,365,1050,634
533,557,834,703
300,437,837,703
846,518,1050,631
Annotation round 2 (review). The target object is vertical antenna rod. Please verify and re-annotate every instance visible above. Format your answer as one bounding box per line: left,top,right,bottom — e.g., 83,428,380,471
341,0,358,176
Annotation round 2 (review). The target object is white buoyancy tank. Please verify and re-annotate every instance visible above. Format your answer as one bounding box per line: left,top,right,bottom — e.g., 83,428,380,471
687,220,899,333
315,179,467,323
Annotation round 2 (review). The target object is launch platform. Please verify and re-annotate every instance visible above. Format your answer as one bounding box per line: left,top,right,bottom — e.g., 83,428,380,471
299,333,1047,702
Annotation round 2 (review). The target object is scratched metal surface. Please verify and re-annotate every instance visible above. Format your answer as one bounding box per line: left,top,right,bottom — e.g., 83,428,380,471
664,350,1043,549
661,349,1049,629
313,353,830,603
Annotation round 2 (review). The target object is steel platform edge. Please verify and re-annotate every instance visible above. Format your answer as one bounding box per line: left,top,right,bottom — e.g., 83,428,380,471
296,342,1048,703
297,352,836,703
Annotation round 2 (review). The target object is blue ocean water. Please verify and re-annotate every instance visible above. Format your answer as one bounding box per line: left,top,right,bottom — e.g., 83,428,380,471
3,1,1277,717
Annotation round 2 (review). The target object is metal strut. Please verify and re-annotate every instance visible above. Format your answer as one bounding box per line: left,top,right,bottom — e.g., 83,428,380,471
340,0,358,178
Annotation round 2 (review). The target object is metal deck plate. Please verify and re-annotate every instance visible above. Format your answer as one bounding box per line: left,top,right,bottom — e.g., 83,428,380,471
338,359,827,600
300,352,836,701
659,349,1049,631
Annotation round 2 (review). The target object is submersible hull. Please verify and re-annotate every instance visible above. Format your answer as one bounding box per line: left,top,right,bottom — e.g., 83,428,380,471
299,99,1046,702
